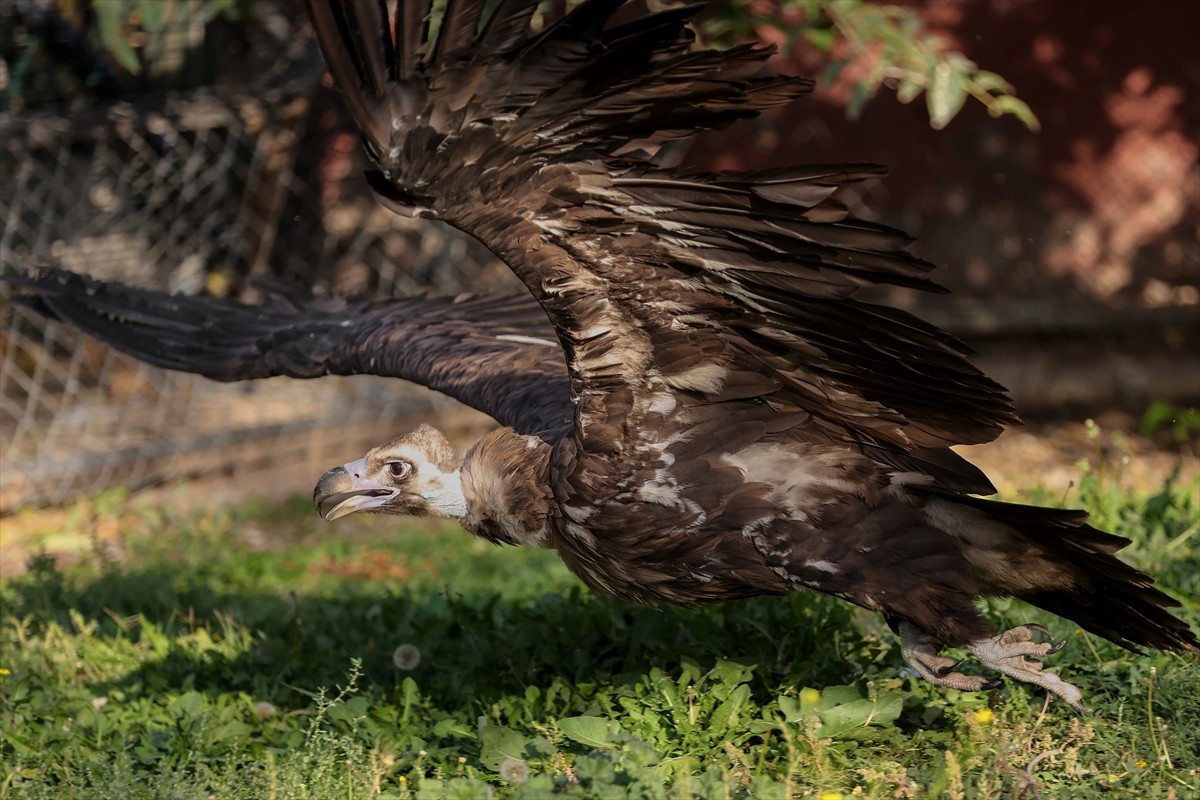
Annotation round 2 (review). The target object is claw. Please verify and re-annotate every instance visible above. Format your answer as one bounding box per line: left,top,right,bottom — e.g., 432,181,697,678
1046,639,1067,655
936,658,966,677
982,678,1003,691
1020,622,1054,638
969,625,1086,711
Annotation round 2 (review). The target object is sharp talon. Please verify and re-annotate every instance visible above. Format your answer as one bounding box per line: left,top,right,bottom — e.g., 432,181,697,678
982,678,1003,691
936,658,965,676
969,625,1087,711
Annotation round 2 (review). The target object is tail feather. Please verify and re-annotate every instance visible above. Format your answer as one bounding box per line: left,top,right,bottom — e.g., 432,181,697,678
954,494,1198,653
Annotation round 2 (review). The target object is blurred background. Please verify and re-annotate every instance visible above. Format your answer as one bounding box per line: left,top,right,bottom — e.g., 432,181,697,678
1,0,1197,517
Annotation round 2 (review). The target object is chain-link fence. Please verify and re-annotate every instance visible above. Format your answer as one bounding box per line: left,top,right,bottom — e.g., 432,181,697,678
0,6,518,512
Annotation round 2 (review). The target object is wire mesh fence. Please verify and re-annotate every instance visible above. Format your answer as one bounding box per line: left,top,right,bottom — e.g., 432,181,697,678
0,40,515,512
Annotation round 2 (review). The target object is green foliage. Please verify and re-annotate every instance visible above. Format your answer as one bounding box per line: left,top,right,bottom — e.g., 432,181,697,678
1141,402,1200,445
1,458,1197,798
705,0,1039,130
92,0,252,75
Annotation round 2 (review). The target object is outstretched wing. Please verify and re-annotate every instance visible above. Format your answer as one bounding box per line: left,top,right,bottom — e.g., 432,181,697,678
6,267,571,436
308,0,1016,493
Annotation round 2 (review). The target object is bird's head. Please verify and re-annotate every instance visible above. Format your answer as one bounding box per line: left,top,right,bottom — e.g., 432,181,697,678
313,424,466,521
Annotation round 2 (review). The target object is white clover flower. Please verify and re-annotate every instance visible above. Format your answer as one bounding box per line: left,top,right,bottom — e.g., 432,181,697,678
499,757,530,785
392,643,421,670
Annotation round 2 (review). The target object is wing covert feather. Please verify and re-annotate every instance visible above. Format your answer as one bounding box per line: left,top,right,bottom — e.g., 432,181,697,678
306,0,1019,492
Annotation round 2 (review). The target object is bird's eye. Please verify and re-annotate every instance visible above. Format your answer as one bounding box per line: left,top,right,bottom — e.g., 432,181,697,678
386,461,412,480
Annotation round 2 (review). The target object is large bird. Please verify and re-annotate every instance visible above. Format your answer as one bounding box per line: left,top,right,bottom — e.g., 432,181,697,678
7,0,1195,712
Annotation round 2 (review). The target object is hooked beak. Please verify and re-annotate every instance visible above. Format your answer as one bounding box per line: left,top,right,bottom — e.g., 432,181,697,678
313,457,395,521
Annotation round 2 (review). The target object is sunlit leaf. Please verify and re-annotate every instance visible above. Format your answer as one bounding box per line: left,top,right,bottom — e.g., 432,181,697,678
816,692,903,738
95,0,141,74
558,715,616,749
927,62,969,129
896,76,924,104
986,94,1042,131
479,724,531,770
973,69,1014,94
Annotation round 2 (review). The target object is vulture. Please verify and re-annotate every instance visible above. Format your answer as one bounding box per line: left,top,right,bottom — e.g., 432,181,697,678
6,0,1196,713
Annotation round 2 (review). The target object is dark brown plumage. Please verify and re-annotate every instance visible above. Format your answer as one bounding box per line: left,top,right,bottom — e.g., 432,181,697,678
7,0,1196,712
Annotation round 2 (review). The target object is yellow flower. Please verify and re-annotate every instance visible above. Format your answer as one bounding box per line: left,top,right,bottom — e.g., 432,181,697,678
974,709,994,725
819,792,843,800
0,668,10,677
800,688,822,704
1136,759,1147,768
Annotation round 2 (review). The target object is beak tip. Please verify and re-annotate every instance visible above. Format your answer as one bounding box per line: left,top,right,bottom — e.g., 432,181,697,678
313,463,395,521
313,465,352,518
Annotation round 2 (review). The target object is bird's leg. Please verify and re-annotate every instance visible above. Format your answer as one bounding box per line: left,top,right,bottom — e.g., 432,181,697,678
899,622,1000,693
968,623,1089,713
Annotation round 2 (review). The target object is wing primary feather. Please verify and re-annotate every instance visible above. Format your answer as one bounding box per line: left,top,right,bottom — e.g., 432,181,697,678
305,0,387,151
473,0,539,58
343,0,394,92
431,0,486,64
394,0,433,79
4,267,572,436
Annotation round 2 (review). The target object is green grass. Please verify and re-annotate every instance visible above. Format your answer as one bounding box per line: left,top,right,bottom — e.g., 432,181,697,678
1,465,1197,799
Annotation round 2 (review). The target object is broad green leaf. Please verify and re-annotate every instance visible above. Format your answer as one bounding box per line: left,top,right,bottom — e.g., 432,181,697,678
709,683,752,731
896,76,924,104
479,724,530,770
986,94,1042,131
94,1,141,74
134,0,166,35
816,693,903,738
973,69,1014,94
927,62,969,129
559,715,615,749
816,685,862,709
709,659,753,687
433,717,474,739
168,690,205,721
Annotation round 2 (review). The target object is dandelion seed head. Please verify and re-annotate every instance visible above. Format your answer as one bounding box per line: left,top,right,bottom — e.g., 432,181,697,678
499,757,530,785
253,701,277,719
392,643,421,670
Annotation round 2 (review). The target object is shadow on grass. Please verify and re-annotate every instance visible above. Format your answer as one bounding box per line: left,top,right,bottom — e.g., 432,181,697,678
3,553,878,715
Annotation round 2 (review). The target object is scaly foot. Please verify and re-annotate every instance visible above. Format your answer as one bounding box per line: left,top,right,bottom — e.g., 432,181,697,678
969,623,1089,713
900,622,1088,712
900,622,1000,693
